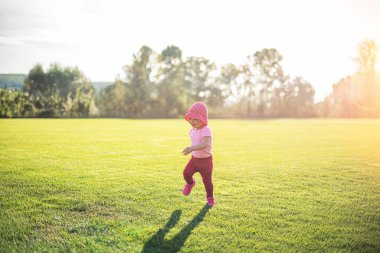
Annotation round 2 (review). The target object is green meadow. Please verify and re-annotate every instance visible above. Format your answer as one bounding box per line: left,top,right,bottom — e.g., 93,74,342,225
0,119,379,252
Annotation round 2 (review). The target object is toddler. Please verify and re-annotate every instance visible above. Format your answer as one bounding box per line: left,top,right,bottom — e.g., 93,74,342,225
182,102,215,206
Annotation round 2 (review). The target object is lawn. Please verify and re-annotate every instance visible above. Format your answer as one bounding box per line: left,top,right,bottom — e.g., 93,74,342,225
0,119,379,252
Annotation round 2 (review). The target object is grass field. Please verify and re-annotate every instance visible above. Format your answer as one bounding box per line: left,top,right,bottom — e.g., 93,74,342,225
1,119,380,252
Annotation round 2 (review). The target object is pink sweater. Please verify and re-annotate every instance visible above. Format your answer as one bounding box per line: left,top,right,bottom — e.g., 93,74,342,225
190,126,213,158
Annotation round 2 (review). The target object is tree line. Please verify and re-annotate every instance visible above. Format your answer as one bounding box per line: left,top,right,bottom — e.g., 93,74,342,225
1,39,379,118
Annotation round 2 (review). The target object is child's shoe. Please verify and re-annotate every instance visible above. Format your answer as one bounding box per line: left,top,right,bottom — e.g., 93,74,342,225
207,196,215,206
182,179,196,196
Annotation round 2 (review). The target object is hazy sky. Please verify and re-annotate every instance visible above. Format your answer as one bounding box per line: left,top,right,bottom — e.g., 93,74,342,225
1,0,379,101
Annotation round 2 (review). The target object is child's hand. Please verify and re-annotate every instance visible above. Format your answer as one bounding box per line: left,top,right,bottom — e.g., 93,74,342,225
182,147,192,156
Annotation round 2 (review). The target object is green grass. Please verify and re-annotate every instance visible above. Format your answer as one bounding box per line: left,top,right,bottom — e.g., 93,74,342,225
1,119,380,252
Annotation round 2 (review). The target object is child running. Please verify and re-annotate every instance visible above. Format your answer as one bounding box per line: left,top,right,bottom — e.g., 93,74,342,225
182,102,215,206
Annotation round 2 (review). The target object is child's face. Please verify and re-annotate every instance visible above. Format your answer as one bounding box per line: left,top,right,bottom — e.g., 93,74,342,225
189,118,204,129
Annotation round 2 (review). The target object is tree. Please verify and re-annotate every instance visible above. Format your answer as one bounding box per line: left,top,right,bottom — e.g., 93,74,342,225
0,88,35,118
355,39,378,74
123,46,157,117
155,45,186,117
238,62,256,117
273,77,315,117
326,76,361,117
352,39,380,116
217,63,241,101
324,39,380,117
251,48,285,116
97,78,128,117
24,63,95,117
97,46,157,118
238,48,285,117
183,56,223,108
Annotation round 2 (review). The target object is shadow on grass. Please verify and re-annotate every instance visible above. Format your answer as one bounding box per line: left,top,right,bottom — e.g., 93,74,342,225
142,204,211,253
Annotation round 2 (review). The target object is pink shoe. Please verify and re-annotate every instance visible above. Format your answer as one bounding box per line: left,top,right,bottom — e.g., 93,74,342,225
207,197,215,206
182,179,196,196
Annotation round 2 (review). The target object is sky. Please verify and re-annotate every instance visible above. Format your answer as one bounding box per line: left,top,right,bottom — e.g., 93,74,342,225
0,0,379,102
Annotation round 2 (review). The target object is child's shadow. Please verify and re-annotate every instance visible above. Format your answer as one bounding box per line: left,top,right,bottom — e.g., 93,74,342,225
142,205,211,253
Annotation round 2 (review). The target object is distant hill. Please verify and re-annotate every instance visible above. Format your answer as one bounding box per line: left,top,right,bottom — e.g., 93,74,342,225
0,74,112,94
0,74,26,90
92,82,113,94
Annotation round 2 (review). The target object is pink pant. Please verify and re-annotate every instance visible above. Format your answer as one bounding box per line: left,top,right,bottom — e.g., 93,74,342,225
183,156,214,197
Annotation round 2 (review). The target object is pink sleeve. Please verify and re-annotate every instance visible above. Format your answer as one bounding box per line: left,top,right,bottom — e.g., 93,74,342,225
201,127,212,137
